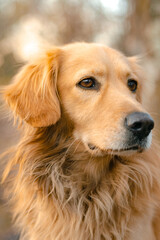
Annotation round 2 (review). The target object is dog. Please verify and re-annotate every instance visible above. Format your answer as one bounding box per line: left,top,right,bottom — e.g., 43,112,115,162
1,42,160,240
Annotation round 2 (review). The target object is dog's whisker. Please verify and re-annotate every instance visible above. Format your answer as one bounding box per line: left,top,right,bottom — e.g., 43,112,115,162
63,138,78,157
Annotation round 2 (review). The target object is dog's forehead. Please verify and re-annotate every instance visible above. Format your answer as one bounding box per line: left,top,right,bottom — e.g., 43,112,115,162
61,43,130,73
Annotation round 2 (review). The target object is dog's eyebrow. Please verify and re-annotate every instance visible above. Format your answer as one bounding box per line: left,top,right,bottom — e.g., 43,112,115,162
60,62,83,73
60,61,107,76
74,68,107,80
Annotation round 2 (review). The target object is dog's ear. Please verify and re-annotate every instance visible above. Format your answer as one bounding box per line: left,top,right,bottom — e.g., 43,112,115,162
3,49,61,127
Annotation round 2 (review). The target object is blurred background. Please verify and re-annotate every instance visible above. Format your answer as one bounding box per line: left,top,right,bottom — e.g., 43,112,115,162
0,0,160,239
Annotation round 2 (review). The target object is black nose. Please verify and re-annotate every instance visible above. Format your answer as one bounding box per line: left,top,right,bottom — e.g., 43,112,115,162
125,112,154,139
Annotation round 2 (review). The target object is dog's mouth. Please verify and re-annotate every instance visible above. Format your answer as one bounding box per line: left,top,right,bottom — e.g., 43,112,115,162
87,143,143,155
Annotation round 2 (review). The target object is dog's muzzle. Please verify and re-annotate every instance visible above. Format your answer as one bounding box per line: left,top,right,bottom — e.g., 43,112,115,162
87,112,154,154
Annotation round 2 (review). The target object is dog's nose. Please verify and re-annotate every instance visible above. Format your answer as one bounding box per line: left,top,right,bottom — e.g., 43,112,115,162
125,112,154,139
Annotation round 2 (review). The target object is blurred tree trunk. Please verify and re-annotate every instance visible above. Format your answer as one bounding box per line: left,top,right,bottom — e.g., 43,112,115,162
120,0,151,55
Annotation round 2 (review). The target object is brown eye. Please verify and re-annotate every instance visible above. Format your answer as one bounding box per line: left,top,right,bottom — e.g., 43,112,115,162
128,79,137,92
78,78,95,89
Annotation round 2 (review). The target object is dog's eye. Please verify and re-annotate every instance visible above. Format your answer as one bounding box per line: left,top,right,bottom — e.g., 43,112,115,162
128,79,137,92
78,78,96,89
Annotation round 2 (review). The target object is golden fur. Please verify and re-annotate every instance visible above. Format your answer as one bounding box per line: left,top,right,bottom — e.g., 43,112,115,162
1,42,160,240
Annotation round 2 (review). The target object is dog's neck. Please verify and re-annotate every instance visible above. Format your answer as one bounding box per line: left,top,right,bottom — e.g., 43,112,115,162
5,119,159,240
22,120,157,205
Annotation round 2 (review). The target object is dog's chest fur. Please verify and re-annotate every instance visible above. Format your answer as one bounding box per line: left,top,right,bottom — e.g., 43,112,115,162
9,128,158,240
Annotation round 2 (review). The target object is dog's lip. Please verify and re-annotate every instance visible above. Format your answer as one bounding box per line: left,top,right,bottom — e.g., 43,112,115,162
88,143,143,153
107,145,144,153
107,145,141,153
88,143,96,150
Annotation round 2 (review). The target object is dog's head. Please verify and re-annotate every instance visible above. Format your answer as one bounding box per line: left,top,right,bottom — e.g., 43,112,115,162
3,43,154,156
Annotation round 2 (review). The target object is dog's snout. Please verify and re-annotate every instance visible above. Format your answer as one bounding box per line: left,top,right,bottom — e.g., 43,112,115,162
125,112,154,139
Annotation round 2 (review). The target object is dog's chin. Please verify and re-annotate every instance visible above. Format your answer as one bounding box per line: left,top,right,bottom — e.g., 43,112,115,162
86,144,143,157
105,146,144,156
86,136,152,157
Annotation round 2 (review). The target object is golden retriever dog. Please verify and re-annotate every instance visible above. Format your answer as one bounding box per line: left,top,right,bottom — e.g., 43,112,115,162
1,42,160,240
